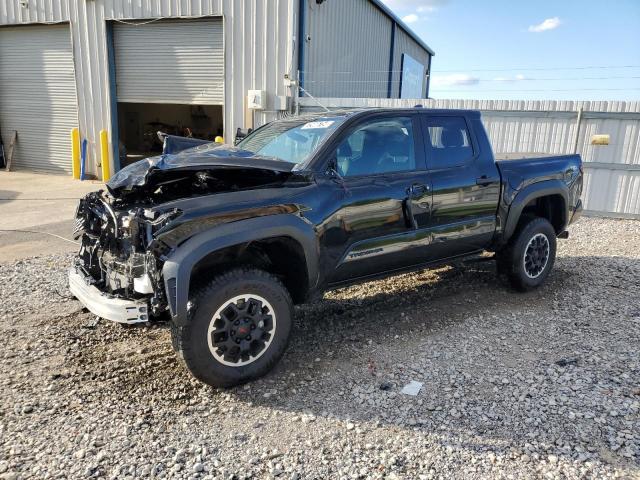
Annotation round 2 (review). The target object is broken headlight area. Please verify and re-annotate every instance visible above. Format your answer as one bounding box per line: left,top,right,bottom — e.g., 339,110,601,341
73,191,177,317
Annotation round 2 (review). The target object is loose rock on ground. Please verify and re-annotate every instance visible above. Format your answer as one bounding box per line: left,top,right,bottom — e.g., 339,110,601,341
0,217,638,479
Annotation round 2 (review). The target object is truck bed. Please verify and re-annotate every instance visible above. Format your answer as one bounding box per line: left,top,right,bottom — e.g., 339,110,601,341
496,154,581,182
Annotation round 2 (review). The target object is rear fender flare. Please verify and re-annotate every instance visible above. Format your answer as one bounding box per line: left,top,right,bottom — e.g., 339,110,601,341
162,214,318,325
503,180,568,241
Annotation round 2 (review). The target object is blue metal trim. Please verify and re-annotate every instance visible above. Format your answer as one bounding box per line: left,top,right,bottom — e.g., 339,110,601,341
297,0,306,93
398,53,406,98
106,21,121,172
387,22,396,98
425,54,432,98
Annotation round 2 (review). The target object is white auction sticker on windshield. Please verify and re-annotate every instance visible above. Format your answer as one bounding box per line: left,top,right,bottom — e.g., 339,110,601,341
300,120,335,130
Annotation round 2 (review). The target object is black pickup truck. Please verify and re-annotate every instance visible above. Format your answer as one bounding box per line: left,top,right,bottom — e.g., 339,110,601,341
70,108,583,387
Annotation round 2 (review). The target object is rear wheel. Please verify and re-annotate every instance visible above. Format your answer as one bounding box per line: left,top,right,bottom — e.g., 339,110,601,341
496,216,557,291
171,268,293,387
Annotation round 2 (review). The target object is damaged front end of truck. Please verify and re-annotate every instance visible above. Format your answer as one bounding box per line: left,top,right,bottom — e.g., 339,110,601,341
68,142,304,324
70,190,177,323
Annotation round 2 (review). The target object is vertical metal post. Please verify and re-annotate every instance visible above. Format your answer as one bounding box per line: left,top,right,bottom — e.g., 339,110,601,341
71,128,81,179
386,22,396,99
295,70,301,116
425,54,432,99
106,22,121,173
297,0,305,93
573,107,583,154
100,129,110,182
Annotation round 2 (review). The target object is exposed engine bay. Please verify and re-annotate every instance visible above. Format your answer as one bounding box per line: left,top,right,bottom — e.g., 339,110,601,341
72,153,303,319
73,191,170,316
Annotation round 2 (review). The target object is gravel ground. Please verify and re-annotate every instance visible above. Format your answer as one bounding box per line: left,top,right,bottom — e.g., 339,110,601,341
0,217,639,479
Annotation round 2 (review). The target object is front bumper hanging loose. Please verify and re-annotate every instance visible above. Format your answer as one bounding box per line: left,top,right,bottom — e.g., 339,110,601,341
68,268,150,324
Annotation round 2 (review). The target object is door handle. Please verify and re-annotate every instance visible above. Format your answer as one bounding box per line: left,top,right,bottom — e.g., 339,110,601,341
476,176,498,186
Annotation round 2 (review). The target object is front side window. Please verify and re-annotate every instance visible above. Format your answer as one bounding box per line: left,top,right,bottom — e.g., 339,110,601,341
238,116,344,166
424,116,474,169
335,116,416,177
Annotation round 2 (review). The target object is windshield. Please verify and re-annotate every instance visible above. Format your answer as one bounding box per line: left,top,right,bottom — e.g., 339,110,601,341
237,116,344,166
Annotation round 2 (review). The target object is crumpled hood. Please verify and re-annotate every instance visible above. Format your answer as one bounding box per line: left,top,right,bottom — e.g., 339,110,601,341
106,143,296,195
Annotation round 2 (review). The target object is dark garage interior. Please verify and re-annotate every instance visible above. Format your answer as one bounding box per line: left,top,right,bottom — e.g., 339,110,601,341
117,103,224,165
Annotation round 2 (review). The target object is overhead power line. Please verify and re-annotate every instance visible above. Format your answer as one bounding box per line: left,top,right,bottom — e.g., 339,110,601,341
485,75,640,81
434,87,640,93
436,65,640,73
304,76,640,84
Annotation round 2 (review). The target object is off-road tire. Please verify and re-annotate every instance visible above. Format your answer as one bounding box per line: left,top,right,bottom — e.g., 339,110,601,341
496,216,557,292
171,268,293,388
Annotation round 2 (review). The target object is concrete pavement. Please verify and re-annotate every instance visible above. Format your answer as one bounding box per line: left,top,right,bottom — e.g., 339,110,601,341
0,171,103,262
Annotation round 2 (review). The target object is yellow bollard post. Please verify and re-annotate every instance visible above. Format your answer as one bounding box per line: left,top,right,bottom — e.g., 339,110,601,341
71,128,80,179
100,129,110,182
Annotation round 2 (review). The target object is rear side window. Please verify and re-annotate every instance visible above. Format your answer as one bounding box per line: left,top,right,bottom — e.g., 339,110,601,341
424,116,474,169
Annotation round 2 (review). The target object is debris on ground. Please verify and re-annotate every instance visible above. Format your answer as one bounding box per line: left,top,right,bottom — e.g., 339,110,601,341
401,380,424,396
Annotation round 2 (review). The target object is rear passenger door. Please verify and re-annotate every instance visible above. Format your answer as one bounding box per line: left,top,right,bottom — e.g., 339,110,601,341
420,114,500,259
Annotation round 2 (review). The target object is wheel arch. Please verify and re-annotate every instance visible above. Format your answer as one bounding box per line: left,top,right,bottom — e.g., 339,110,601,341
503,180,569,242
162,214,318,325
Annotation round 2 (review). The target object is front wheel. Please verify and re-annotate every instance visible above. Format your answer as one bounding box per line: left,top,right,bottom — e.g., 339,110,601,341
496,216,557,292
171,268,293,387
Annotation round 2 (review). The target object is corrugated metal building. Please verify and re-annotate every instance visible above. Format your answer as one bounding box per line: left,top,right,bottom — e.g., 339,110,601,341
300,0,433,98
0,0,434,178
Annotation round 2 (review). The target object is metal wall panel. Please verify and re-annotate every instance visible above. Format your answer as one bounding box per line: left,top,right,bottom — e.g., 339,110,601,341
391,27,431,98
113,19,224,105
302,0,392,98
0,24,78,173
298,97,640,217
0,0,296,178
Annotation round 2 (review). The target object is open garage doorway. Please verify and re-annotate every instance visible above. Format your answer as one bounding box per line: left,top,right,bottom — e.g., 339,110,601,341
109,17,225,169
117,103,223,166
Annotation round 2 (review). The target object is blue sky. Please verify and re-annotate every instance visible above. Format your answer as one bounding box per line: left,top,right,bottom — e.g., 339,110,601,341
381,0,640,100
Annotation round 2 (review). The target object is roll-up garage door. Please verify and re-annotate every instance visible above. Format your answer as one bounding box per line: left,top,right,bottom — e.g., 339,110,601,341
113,19,224,105
0,24,78,173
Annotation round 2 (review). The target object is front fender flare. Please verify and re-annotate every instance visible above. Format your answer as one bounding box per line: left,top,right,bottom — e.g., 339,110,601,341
503,180,568,242
162,214,318,325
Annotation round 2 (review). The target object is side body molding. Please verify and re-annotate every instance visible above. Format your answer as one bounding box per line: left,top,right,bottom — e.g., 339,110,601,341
162,214,319,325
502,180,569,242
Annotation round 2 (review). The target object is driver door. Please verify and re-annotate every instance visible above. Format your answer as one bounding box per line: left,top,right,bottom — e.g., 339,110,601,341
320,113,432,285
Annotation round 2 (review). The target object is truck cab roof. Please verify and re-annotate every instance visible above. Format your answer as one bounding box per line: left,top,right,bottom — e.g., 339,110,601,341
298,108,482,120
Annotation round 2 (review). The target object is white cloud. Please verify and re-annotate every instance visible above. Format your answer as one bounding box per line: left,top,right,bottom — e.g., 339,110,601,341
381,0,449,21
432,74,480,87
528,17,562,33
493,74,527,82
402,13,419,23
